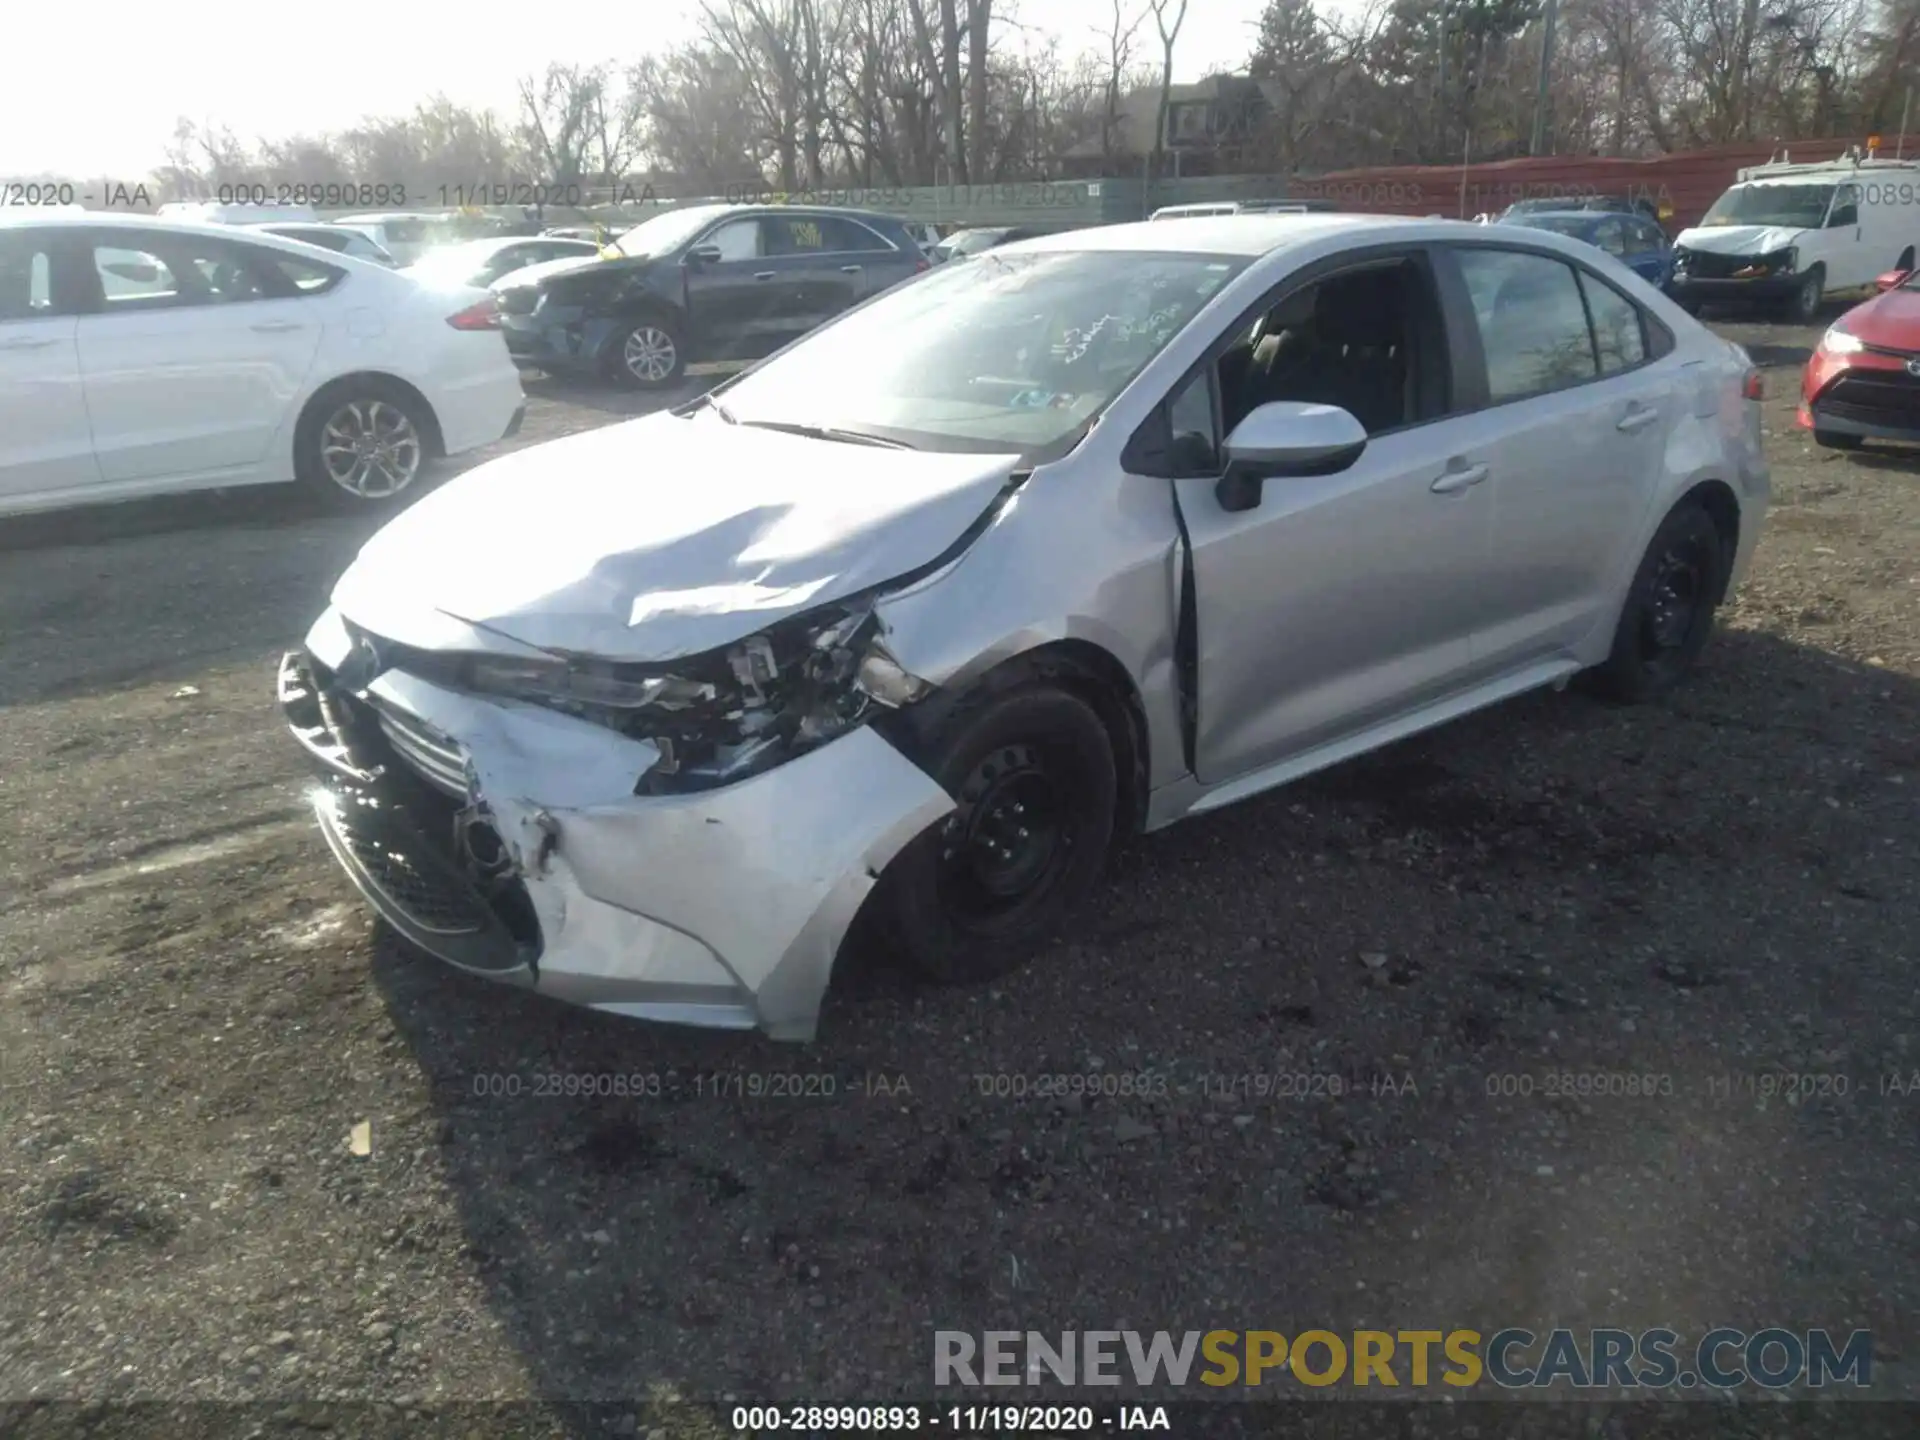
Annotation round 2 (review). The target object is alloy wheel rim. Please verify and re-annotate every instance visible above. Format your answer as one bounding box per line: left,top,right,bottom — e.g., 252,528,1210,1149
624,327,677,382
937,744,1069,922
320,400,422,499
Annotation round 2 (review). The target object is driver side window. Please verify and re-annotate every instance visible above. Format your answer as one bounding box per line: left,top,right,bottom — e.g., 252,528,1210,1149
1829,187,1860,228
703,219,764,261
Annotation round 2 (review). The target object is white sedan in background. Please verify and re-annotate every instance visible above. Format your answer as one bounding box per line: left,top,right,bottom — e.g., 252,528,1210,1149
0,212,526,517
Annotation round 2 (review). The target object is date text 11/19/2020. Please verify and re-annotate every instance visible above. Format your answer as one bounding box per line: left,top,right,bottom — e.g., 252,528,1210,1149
727,1405,1171,1432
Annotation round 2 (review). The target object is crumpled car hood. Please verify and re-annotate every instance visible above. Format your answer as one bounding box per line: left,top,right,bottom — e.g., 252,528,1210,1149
1676,223,1805,255
329,410,1023,664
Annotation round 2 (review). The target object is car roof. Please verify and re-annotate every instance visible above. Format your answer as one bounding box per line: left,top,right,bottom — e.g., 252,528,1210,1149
0,209,400,269
1006,212,1426,257
1507,210,1609,223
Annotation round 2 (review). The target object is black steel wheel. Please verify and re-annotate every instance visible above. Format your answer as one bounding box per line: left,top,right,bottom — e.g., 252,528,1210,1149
871,683,1116,985
1581,501,1727,703
1784,269,1823,324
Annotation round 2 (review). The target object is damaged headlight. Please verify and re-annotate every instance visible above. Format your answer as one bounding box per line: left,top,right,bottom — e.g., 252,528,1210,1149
456,602,930,794
464,657,718,711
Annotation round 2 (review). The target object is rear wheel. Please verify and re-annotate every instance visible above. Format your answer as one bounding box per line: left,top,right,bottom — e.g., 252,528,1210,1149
1581,502,1727,704
295,383,432,510
871,684,1116,985
608,316,686,390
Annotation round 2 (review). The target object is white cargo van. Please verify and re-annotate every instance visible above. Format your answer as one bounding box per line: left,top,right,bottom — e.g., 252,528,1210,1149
1671,149,1920,321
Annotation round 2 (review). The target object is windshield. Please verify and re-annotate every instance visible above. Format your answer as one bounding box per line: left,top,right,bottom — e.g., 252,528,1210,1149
1701,183,1834,229
713,249,1248,456
611,205,730,257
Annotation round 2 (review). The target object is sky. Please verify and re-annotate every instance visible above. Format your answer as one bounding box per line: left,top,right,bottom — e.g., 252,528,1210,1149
3,0,1276,181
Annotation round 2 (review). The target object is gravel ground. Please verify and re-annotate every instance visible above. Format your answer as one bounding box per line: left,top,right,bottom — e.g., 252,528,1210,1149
2,323,1918,1428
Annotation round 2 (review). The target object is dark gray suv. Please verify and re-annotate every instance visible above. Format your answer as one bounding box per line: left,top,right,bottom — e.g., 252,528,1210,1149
492,204,929,389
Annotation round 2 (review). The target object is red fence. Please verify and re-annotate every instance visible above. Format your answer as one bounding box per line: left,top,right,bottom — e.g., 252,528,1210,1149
1290,139,1877,229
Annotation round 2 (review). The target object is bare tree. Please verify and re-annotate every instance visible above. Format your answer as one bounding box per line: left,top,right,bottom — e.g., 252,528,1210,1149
518,64,607,184
1097,0,1146,164
1147,0,1189,177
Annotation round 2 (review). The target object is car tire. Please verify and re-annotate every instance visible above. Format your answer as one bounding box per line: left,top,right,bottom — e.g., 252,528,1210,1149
608,317,686,390
1580,501,1727,704
295,381,434,510
1785,269,1824,324
870,683,1117,986
1813,429,1863,451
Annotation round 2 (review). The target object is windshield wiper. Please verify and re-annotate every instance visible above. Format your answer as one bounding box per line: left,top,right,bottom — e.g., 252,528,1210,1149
736,420,911,449
680,391,737,423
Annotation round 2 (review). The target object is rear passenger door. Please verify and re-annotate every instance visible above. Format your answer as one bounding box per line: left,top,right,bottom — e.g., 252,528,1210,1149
1437,243,1675,670
758,213,872,338
74,228,326,483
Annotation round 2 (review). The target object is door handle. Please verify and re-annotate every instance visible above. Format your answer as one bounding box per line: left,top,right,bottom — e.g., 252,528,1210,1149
0,335,59,349
1617,404,1660,433
1430,462,1489,494
753,271,776,281
839,265,863,274
250,320,303,333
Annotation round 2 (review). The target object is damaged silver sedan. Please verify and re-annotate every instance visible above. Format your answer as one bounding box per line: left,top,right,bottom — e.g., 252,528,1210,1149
281,214,1769,1039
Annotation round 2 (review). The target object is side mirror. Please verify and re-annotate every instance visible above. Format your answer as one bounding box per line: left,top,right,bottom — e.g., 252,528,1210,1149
1215,402,1368,513
1876,269,1908,292
686,244,723,265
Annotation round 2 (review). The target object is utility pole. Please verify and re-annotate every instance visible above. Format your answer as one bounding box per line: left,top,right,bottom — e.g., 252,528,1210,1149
1436,0,1448,148
1530,0,1560,155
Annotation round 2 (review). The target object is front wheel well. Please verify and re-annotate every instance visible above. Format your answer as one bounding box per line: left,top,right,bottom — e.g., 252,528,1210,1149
296,372,445,459
877,640,1151,838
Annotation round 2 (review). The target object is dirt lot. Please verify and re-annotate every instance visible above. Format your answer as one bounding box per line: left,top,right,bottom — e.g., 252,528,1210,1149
2,323,1919,1426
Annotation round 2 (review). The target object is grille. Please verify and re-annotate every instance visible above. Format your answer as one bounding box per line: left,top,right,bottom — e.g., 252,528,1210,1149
1676,250,1749,280
326,791,491,936
1822,371,1920,424
373,703,469,797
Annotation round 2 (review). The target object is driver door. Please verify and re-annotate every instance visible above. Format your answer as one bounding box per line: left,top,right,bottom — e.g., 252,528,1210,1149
1151,249,1496,786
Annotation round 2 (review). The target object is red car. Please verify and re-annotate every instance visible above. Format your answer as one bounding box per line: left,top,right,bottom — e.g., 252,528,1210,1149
1800,264,1920,450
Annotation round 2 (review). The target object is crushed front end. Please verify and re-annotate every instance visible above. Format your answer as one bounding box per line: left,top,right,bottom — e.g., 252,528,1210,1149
278,604,953,1040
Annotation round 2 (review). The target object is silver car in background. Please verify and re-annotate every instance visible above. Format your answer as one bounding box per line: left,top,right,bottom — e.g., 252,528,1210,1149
279,215,1769,1040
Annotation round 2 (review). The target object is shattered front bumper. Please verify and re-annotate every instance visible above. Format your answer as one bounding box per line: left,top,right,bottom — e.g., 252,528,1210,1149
278,607,954,1040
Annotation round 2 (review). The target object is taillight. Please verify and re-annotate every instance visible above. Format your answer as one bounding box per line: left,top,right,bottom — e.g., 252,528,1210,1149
1742,367,1765,401
447,297,501,330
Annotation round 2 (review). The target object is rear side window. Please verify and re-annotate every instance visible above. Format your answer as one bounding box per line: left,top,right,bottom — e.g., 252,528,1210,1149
0,233,58,320
1455,248,1598,402
271,253,344,294
819,217,894,252
1578,272,1647,374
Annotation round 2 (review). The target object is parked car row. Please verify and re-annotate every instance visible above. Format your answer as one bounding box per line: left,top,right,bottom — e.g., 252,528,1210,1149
275,209,1771,1042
